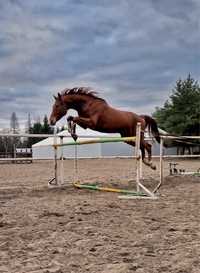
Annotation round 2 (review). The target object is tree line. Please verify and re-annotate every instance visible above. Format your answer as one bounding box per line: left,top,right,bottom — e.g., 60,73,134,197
0,115,53,156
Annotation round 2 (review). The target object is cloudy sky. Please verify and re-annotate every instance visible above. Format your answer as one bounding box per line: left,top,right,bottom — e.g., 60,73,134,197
0,0,199,128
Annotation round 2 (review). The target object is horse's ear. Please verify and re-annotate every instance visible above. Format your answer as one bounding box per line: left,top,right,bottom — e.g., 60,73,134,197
57,93,62,100
53,95,57,100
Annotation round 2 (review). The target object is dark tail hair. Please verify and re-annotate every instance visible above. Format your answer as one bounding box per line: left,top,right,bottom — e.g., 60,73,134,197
140,115,160,143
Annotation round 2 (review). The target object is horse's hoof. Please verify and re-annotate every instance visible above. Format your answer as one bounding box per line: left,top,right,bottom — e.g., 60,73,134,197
72,134,78,141
67,116,74,122
151,164,156,170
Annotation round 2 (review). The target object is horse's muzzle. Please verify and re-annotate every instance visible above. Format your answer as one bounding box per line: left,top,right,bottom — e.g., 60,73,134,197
49,117,56,126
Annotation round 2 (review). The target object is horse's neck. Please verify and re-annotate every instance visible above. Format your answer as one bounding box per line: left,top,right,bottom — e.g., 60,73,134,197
64,95,91,113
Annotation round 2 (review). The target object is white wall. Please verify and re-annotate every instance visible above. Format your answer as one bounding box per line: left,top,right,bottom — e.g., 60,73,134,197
32,143,101,159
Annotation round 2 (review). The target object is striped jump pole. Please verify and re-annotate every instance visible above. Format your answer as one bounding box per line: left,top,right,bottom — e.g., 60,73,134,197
136,122,141,193
53,136,136,147
60,136,65,186
73,182,146,196
48,126,59,187
152,136,164,193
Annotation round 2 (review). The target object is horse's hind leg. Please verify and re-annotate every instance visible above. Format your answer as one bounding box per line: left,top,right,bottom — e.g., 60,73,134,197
141,140,156,170
121,128,156,170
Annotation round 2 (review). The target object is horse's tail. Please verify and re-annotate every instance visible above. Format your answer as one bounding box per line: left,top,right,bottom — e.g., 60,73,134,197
140,115,160,143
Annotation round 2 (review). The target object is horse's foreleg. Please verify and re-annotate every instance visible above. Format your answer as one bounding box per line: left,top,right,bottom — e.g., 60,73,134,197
67,116,78,141
72,116,97,130
67,116,98,140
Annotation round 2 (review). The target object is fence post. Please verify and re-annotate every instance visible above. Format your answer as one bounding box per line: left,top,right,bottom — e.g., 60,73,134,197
153,136,164,193
54,126,58,185
60,136,64,185
135,122,141,193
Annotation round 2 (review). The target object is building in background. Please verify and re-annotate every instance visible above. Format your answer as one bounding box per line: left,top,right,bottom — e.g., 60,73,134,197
32,126,177,159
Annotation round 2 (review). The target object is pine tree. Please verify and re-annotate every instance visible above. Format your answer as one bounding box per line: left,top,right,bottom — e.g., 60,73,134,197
26,113,32,133
10,112,19,133
42,115,51,134
28,115,53,146
153,75,200,135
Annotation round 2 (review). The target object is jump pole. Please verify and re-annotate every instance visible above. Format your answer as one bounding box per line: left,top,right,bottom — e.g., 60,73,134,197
60,136,65,185
48,126,59,187
153,136,163,193
139,150,143,180
136,122,141,193
73,182,146,196
74,144,79,183
53,136,137,147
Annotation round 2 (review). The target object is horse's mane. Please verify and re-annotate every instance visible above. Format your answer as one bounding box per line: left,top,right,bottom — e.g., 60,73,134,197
61,87,105,101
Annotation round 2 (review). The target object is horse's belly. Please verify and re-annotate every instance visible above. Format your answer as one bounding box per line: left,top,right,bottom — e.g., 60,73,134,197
96,127,118,133
95,123,121,134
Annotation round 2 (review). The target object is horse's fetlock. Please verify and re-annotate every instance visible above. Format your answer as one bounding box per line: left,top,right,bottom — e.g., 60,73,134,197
67,116,74,122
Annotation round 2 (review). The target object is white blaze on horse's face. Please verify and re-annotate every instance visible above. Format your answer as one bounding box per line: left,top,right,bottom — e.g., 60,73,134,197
49,94,67,125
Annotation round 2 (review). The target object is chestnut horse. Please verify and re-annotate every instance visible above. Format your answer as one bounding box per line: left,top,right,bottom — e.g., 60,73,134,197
49,87,160,170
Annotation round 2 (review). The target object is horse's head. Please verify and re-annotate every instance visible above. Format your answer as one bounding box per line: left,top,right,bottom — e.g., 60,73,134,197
49,93,68,125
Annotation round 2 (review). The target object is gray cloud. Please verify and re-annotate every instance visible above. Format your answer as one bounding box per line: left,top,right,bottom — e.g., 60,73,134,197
0,0,199,128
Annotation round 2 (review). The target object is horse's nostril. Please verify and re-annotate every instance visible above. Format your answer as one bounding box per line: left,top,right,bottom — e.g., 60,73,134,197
49,119,55,126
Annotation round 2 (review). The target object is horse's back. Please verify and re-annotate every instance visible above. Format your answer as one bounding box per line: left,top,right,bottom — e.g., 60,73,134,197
96,104,144,133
